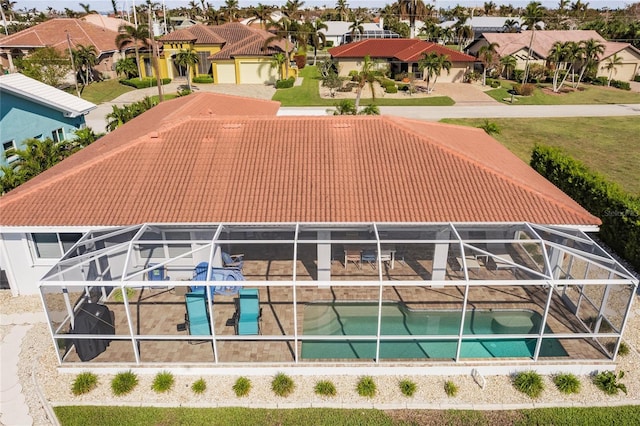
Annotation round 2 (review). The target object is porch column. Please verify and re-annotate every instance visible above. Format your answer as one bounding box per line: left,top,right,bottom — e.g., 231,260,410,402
432,229,450,286
317,230,331,282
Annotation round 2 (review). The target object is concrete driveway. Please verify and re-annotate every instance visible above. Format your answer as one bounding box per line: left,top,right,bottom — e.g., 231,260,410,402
428,82,500,105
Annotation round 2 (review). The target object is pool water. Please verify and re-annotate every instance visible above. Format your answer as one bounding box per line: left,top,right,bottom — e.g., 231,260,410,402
301,302,568,360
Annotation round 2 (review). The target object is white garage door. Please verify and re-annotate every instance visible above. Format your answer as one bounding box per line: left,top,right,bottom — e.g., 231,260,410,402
616,63,638,82
216,63,236,84
239,62,277,84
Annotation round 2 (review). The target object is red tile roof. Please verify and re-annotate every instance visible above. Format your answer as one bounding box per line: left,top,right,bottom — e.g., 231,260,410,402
329,39,476,62
159,22,289,57
0,18,121,54
479,30,614,59
0,98,599,227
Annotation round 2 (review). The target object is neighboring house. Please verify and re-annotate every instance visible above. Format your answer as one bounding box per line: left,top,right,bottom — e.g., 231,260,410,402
321,21,386,46
468,30,640,81
440,16,524,39
158,22,294,84
0,17,129,80
0,73,96,169
328,39,476,82
1,95,636,370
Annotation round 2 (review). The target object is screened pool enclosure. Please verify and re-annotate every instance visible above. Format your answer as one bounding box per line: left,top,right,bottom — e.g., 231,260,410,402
40,222,638,365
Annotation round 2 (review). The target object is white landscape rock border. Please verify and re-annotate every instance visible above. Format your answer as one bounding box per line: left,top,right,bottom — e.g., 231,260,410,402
2,291,640,425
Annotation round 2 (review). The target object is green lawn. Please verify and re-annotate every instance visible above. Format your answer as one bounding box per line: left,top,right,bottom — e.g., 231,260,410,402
440,117,640,196
272,66,454,107
486,81,640,105
53,405,640,426
78,79,134,104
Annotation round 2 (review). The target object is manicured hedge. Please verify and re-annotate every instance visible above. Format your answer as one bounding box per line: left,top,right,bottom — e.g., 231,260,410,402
120,77,171,89
530,145,640,271
192,75,214,84
275,76,295,89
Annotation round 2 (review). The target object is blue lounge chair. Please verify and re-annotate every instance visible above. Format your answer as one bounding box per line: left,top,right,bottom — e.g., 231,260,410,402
191,263,244,296
236,288,260,335
222,252,244,269
184,290,211,343
147,264,168,281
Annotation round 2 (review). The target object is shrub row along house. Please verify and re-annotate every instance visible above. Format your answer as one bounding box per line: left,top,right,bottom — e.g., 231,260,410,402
0,93,636,372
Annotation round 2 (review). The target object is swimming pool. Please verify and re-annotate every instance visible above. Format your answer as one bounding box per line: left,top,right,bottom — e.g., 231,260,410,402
301,302,568,360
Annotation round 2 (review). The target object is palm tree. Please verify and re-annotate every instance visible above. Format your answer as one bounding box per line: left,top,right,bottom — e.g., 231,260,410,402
283,0,305,21
548,41,568,92
502,19,520,33
500,55,517,80
418,52,452,93
399,0,429,39
270,52,287,80
264,16,292,78
604,53,622,86
115,24,150,81
247,3,273,30
174,47,200,91
307,19,328,66
484,1,497,16
478,42,500,86
221,0,239,22
7,138,67,182
348,17,364,42
574,38,604,88
79,2,97,16
335,0,349,22
115,57,138,79
521,1,545,83
353,55,378,111
73,44,98,86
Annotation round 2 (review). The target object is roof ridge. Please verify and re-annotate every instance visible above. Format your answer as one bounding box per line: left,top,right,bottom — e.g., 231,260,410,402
384,117,597,223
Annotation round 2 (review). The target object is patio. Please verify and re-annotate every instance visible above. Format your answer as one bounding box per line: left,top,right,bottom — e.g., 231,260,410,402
40,222,638,366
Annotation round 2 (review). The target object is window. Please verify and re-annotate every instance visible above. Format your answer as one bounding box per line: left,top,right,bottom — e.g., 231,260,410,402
197,51,210,75
51,128,64,142
2,140,17,163
31,233,83,259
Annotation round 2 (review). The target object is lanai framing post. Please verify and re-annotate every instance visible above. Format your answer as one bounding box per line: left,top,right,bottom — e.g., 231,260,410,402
293,223,300,363
533,282,554,361
452,224,469,362
374,224,384,363
209,224,223,363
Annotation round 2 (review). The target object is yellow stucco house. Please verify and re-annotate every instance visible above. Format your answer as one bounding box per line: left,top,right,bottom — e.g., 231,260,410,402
146,22,295,84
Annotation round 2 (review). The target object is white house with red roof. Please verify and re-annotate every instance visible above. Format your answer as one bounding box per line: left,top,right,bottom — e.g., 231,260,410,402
0,94,636,369
329,39,477,82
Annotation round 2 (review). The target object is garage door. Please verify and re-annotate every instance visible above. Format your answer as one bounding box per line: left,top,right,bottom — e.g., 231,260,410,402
216,63,236,84
239,62,277,84
615,63,638,81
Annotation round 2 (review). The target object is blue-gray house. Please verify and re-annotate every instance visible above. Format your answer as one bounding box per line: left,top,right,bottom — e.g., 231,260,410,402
0,73,96,168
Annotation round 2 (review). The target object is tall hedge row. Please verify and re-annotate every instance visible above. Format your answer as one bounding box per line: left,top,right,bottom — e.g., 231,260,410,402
530,145,640,271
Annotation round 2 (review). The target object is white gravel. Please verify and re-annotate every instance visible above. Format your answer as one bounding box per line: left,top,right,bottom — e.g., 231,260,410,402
3,290,640,425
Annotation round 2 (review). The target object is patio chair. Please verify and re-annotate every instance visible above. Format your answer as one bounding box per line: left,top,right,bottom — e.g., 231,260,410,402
361,250,377,269
222,252,244,269
235,288,261,335
147,263,169,289
184,290,211,344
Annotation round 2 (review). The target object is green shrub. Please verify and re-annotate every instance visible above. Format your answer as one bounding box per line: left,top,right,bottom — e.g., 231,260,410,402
399,379,417,397
191,378,206,394
151,371,174,393
385,85,398,93
618,341,631,356
491,80,501,88
513,83,535,96
553,373,581,394
275,77,295,89
112,287,135,302
71,372,98,395
592,76,608,86
233,377,251,397
444,380,458,397
111,370,138,396
120,77,171,89
478,119,500,135
530,145,640,272
356,376,376,398
593,370,627,395
611,80,631,91
271,372,295,397
348,70,359,79
192,75,214,84
314,380,337,397
513,371,544,398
